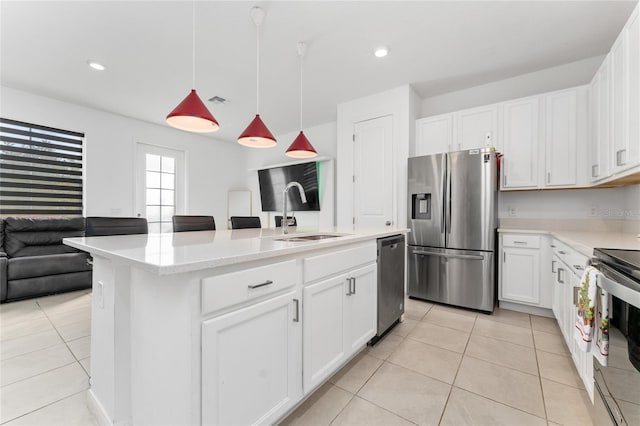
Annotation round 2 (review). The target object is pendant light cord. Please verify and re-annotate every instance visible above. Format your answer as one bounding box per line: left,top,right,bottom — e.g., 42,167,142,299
299,50,303,130
256,22,260,114
192,0,196,88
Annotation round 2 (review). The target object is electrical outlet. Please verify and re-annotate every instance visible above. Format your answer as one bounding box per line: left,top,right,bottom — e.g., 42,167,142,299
589,206,598,217
508,207,516,217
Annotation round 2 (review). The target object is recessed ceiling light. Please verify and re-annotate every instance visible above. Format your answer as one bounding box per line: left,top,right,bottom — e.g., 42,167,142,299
87,60,106,71
374,47,389,58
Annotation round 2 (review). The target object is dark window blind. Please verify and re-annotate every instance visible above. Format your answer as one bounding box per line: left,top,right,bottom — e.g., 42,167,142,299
0,118,84,216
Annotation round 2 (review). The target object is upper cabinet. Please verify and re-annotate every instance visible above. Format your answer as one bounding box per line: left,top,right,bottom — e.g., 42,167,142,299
415,114,453,156
589,55,611,182
456,104,499,152
545,89,578,187
501,97,539,189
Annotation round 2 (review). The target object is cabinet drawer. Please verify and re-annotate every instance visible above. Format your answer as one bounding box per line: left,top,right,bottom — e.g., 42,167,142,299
202,260,297,315
552,239,588,277
502,234,540,249
304,243,377,283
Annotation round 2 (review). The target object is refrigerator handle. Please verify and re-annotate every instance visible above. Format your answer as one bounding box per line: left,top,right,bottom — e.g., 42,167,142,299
441,155,447,233
446,155,452,234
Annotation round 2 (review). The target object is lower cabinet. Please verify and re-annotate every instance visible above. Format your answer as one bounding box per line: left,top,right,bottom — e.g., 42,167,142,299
303,263,377,393
202,289,302,426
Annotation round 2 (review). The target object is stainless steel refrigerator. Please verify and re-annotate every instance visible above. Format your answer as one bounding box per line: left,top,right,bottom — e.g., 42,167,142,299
407,149,498,312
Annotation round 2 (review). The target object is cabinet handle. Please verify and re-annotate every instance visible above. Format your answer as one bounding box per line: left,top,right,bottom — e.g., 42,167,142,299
574,265,584,272
513,241,527,245
547,172,551,184
592,164,599,178
352,277,357,295
557,268,565,284
293,298,300,322
616,149,626,166
551,260,557,273
346,278,353,296
504,174,507,187
558,250,566,255
573,287,581,307
248,280,273,289
503,251,506,263
550,244,556,248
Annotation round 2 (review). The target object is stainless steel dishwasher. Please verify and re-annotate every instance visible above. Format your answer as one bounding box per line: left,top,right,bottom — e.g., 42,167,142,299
371,234,405,343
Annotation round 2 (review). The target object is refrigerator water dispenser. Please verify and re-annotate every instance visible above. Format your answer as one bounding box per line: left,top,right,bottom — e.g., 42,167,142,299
411,193,431,220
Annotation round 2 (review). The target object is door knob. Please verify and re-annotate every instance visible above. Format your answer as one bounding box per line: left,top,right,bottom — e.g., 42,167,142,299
385,221,391,226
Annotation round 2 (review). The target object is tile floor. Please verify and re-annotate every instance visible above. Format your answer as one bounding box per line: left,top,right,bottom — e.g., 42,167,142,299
0,291,597,425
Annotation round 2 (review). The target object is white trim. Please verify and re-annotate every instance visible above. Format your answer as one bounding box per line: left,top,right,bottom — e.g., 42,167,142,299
498,301,555,318
87,389,118,426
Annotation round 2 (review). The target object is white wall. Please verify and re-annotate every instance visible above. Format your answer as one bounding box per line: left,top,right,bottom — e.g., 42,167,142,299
420,55,605,117
336,85,416,228
1,86,247,225
244,121,337,228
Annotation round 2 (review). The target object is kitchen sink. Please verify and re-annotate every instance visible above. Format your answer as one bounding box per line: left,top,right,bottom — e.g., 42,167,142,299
272,233,348,242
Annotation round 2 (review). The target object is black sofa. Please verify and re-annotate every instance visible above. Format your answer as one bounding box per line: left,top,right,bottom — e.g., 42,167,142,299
0,217,92,303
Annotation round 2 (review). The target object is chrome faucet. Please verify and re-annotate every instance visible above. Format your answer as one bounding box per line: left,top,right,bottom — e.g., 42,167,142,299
283,182,307,234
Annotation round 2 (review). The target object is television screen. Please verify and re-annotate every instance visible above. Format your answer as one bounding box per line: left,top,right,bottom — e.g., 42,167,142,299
258,162,320,212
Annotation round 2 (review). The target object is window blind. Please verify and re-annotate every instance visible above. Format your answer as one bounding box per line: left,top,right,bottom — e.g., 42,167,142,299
0,118,84,216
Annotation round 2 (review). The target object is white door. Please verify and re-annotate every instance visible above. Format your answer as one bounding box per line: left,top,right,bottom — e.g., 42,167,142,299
501,97,540,189
456,104,499,151
202,290,302,425
501,247,540,305
545,90,577,187
343,264,377,358
415,114,453,156
353,115,393,227
302,274,347,394
135,143,185,233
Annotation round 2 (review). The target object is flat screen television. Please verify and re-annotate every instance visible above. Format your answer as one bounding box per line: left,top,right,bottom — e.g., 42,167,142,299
258,162,320,212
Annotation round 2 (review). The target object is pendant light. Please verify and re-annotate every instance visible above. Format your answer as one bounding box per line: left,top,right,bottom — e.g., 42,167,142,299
286,42,318,158
238,7,277,148
166,1,219,133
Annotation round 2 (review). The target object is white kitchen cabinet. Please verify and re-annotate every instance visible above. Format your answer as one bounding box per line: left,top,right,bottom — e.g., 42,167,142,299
499,234,547,307
501,97,540,189
202,289,302,426
611,27,629,174
626,9,640,172
343,263,377,358
545,89,578,187
456,104,499,152
589,56,611,182
415,114,453,156
551,254,564,325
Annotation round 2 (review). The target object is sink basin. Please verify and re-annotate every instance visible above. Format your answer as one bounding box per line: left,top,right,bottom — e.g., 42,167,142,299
272,234,348,242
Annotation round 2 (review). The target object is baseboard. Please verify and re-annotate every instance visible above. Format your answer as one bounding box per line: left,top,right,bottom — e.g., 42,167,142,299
86,389,112,426
499,301,555,318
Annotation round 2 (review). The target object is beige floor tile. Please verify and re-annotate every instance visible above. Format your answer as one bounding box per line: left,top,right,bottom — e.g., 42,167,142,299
329,354,383,394
485,308,531,330
1,317,54,342
537,350,584,389
330,396,414,426
441,387,547,426
408,321,470,353
531,315,561,335
404,298,433,321
390,318,418,338
47,306,91,329
1,344,76,386
388,338,462,384
465,333,538,375
5,391,98,426
473,317,534,348
533,329,570,355
358,362,450,426
36,291,91,316
55,320,91,342
423,307,476,333
1,329,64,361
280,383,353,426
367,333,403,360
0,300,46,326
80,357,91,376
542,379,594,425
454,356,545,418
0,363,89,423
67,336,91,360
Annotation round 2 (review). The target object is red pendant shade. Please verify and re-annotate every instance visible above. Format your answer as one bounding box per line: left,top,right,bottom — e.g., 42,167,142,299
238,114,277,148
166,89,220,133
286,131,317,158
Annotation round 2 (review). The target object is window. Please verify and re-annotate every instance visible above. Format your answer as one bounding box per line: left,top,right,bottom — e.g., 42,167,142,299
136,143,184,233
0,118,84,216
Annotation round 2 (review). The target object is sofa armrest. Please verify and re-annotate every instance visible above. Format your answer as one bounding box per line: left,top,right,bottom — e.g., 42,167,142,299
0,255,7,303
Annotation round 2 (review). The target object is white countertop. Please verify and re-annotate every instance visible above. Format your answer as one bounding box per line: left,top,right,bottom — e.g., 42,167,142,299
64,227,408,275
498,228,640,257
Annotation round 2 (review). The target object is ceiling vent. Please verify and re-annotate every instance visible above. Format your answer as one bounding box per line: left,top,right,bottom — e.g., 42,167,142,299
208,96,229,105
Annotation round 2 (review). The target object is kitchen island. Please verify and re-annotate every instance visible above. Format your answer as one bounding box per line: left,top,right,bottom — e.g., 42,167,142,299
64,227,407,426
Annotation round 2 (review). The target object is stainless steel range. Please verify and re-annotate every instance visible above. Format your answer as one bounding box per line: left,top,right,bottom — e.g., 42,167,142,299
591,248,640,426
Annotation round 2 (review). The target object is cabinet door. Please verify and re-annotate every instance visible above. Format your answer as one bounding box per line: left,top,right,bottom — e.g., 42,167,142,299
589,57,612,182
551,255,563,321
501,97,539,189
627,10,640,170
456,105,499,151
343,263,377,358
611,29,629,174
302,274,348,393
500,247,540,305
415,114,453,156
545,90,577,186
202,290,302,426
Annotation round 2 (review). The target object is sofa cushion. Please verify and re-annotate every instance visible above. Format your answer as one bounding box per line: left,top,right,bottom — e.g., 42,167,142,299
8,252,92,280
4,217,85,258
5,271,92,302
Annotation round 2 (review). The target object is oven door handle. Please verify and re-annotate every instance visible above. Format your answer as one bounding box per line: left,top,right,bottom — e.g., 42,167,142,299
590,260,640,308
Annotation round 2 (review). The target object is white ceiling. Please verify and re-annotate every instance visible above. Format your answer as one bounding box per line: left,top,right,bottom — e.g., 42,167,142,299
1,1,637,143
